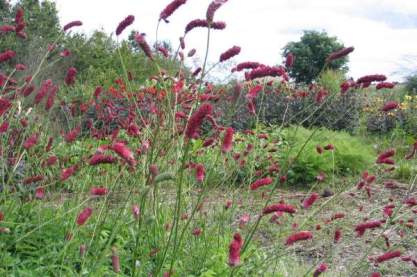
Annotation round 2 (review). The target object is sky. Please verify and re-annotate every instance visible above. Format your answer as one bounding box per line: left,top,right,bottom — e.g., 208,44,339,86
53,0,417,81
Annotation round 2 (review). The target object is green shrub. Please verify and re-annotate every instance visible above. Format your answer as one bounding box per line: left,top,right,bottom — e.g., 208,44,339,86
281,126,375,186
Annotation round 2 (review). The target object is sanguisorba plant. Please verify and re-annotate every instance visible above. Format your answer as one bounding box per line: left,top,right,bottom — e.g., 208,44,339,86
1,1,417,276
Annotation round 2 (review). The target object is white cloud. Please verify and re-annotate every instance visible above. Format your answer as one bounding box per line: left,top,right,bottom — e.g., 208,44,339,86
54,0,417,81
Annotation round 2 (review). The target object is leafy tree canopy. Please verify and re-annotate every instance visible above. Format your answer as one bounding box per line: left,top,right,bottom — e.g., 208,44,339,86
283,30,349,83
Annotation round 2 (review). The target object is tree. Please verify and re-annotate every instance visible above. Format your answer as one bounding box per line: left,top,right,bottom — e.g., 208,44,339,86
405,74,417,95
283,30,349,83
1,0,61,73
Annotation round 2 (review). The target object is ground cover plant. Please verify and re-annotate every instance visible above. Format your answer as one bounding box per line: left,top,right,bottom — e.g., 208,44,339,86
1,1,417,276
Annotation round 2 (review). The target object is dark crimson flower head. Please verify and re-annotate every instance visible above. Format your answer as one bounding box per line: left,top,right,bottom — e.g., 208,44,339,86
376,149,395,164
134,32,153,60
0,97,12,117
160,0,187,23
90,187,108,196
0,50,16,63
0,25,16,34
246,66,286,80
185,19,226,34
207,0,228,22
221,127,234,153
228,232,243,267
250,177,273,190
23,133,39,150
302,192,320,209
187,48,196,57
111,142,137,167
370,250,401,264
263,203,296,215
334,229,342,243
355,220,383,236
15,7,25,32
326,46,354,62
63,20,83,32
179,36,185,49
65,67,77,86
219,46,241,62
62,126,80,143
285,53,294,68
376,82,395,90
194,163,205,182
61,165,78,181
313,263,328,277
45,85,58,111
285,231,313,245
76,207,93,225
356,74,387,84
234,62,261,72
381,100,399,112
185,103,213,139
116,15,135,36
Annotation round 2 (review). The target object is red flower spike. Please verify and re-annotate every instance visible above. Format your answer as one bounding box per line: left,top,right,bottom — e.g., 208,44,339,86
23,133,39,150
64,67,77,86
195,163,205,182
246,66,286,80
76,207,92,226
23,175,44,185
228,232,243,267
35,187,45,199
185,103,212,139
0,97,12,117
285,231,313,245
313,263,328,277
45,85,58,111
356,74,387,83
326,46,354,62
219,46,241,62
160,0,187,23
34,79,52,105
0,122,9,134
0,25,16,34
45,156,58,167
179,37,185,49
263,203,296,215
63,126,81,143
61,165,77,181
221,127,234,153
115,15,134,36
302,192,320,209
354,220,383,237
381,101,399,112
376,149,395,164
90,187,108,196
371,250,401,264
63,20,82,32
235,62,261,72
111,142,137,167
250,177,273,190
134,32,153,60
185,19,226,33
207,0,228,22
285,53,294,68
376,82,395,90
334,229,342,243
0,50,16,63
